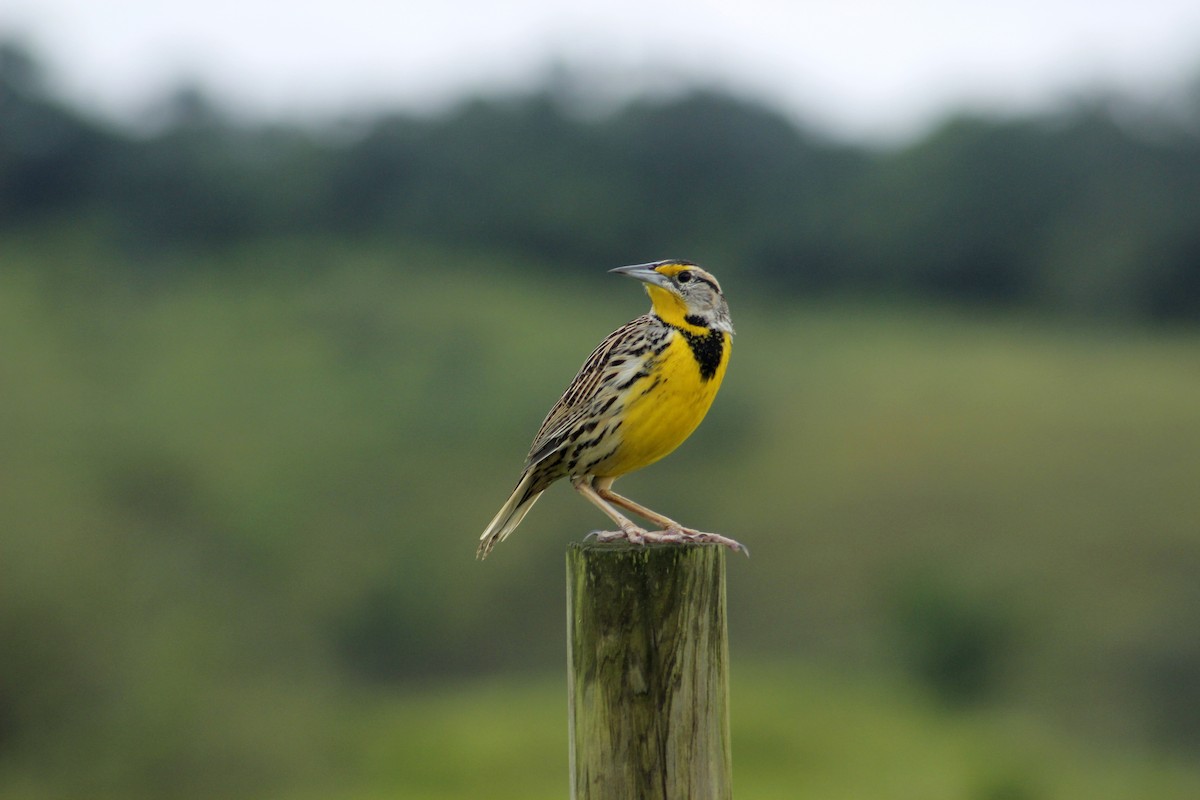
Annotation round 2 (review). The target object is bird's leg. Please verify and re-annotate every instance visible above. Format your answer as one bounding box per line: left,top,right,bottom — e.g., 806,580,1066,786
593,477,683,528
593,477,749,556
572,476,647,545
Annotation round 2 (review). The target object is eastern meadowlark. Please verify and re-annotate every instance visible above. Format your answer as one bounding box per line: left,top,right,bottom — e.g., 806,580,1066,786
477,259,745,559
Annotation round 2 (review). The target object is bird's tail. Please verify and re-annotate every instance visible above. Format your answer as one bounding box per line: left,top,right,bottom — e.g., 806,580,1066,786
477,472,543,560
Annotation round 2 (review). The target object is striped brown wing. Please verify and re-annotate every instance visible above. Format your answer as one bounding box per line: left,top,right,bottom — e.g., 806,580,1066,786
523,314,657,470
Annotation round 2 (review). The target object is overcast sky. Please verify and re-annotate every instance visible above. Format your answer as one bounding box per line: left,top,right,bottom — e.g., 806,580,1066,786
4,0,1200,140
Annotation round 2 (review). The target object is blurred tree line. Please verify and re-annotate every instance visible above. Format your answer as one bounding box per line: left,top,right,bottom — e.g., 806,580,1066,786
3,38,1198,321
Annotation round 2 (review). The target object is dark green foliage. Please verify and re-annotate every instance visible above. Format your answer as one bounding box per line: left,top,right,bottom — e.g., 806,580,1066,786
0,41,121,222
334,587,426,682
3,39,1200,319
1143,641,1200,751
889,574,1014,705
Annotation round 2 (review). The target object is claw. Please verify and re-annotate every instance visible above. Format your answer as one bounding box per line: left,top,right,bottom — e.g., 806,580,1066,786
656,527,749,556
584,526,747,556
585,526,648,546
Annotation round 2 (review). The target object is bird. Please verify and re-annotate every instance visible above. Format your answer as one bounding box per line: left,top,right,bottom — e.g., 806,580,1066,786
476,259,745,559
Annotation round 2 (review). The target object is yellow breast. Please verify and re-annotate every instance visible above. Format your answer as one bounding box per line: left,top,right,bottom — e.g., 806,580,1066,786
590,330,730,478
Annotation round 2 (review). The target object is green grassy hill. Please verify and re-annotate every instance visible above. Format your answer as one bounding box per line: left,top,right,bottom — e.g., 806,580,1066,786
1,238,1198,798
279,663,1200,800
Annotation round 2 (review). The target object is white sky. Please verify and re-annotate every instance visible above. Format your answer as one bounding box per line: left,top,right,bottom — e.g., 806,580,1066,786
4,0,1200,140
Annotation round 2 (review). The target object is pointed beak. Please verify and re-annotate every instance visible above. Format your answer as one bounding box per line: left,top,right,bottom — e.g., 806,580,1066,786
609,262,672,291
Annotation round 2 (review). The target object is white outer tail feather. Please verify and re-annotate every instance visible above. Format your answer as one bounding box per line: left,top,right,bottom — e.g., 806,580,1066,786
477,472,543,559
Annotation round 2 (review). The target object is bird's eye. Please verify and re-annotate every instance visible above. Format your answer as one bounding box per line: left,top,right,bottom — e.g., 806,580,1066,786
677,271,693,284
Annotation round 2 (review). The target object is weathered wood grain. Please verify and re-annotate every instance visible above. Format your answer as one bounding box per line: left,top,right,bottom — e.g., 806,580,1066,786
566,542,732,799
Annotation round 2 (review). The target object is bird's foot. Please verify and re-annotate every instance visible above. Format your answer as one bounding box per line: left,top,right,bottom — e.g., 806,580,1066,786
586,526,748,556
586,525,648,546
644,527,750,557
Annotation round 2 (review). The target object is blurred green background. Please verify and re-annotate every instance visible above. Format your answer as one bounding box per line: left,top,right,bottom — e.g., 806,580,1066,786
3,32,1200,799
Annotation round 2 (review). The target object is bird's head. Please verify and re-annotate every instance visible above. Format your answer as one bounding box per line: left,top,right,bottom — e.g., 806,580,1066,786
610,260,733,334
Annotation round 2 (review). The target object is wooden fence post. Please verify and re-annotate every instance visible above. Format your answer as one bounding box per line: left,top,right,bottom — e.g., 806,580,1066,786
566,542,732,799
